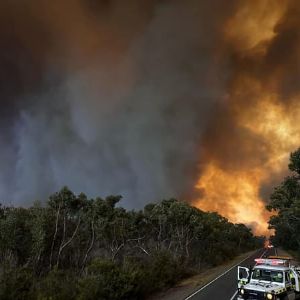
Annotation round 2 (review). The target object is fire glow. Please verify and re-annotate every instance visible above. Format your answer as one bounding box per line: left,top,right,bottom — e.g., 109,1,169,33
194,0,300,236
195,98,300,235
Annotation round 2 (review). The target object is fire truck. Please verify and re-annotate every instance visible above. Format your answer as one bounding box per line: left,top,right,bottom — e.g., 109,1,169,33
237,256,300,300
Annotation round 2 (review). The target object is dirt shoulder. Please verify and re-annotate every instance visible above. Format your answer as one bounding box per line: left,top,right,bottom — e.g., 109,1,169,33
147,250,257,300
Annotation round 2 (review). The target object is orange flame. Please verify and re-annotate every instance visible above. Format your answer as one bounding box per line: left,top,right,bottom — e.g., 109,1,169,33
194,0,299,236
195,89,300,236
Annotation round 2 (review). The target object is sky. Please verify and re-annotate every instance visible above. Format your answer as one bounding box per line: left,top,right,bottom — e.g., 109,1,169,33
0,0,299,234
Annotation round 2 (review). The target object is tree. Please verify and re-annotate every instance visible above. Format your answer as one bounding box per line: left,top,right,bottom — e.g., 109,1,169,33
267,148,300,251
0,188,259,299
0,207,32,266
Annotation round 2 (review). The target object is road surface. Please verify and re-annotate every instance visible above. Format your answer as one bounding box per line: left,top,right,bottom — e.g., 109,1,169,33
185,247,276,300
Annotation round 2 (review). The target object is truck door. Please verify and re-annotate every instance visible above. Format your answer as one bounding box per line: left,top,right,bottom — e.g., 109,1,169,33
238,266,249,281
290,269,300,292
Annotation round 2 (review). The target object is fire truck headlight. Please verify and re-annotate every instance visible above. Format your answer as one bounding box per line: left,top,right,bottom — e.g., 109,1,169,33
240,288,244,295
266,293,273,300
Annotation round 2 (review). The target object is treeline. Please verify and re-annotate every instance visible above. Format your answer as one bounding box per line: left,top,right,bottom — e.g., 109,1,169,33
268,148,300,254
0,188,260,300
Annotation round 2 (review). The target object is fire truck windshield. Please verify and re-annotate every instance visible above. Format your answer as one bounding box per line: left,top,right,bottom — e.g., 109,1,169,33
252,269,284,283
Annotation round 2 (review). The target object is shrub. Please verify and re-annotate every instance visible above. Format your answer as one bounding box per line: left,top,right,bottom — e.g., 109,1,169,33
35,269,77,300
77,259,135,300
0,267,35,300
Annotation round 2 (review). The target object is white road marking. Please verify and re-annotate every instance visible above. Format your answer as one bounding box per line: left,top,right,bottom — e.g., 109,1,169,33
229,290,238,300
184,250,261,300
228,248,268,300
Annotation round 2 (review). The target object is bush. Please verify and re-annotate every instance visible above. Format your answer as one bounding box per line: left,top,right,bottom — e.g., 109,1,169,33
147,251,187,290
35,269,77,300
77,259,136,300
0,267,35,300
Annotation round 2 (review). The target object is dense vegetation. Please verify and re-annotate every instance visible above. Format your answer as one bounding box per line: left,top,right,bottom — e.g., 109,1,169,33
0,188,260,300
267,148,300,255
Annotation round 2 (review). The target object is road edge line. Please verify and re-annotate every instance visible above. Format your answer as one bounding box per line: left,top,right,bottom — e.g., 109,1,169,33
230,290,238,300
184,249,261,300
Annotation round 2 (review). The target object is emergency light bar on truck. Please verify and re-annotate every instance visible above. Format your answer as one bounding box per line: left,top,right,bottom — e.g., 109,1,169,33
254,258,290,267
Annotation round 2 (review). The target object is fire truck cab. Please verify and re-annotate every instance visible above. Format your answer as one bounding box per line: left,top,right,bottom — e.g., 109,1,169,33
237,257,300,300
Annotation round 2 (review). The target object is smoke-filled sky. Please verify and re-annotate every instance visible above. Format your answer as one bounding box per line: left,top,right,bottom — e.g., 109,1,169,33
1,0,299,234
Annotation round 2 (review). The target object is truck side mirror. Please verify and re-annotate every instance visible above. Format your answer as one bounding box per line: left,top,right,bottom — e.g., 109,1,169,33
291,278,296,285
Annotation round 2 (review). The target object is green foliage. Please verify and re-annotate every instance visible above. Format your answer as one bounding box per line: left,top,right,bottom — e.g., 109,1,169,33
0,267,35,300
0,207,32,266
78,253,187,300
35,269,77,300
78,259,135,300
0,186,259,300
267,148,300,252
146,251,187,290
289,149,300,174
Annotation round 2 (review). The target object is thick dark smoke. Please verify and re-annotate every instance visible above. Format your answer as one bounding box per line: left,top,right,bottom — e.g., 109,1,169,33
0,0,238,206
3,0,299,215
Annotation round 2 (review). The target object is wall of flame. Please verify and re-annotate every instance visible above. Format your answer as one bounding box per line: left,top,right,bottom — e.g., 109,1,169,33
194,0,300,236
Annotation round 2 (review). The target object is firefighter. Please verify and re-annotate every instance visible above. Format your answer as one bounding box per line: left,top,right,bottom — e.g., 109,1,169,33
290,271,296,290
238,277,248,289
238,268,249,288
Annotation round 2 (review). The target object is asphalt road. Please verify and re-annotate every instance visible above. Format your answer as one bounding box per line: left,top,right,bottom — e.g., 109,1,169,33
185,247,276,300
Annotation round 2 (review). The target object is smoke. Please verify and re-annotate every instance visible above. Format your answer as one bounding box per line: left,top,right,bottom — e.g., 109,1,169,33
1,0,299,233
0,0,237,206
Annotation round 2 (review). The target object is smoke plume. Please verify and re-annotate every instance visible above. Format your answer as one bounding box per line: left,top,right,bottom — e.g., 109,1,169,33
0,0,233,205
1,0,299,234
